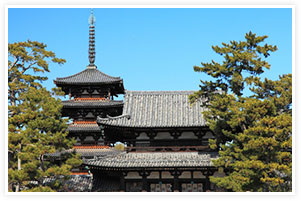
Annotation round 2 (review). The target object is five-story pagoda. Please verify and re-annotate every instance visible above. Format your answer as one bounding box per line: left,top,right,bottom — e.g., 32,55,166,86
54,9,124,147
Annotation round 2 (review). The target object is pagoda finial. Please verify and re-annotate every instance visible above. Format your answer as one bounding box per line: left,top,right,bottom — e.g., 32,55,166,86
88,8,96,68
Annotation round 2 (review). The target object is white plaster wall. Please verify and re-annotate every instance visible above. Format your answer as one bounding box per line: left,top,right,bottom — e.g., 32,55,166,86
125,172,142,179
147,172,160,179
193,171,205,178
179,171,191,179
161,171,173,178
136,132,149,140
203,131,214,139
85,136,94,142
154,132,173,140
178,132,198,139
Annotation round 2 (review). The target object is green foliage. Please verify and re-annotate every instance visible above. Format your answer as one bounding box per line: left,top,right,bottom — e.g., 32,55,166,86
8,40,82,192
190,31,277,102
190,32,292,192
8,40,66,106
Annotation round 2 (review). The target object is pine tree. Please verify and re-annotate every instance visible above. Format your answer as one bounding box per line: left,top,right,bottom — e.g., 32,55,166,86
190,32,292,192
8,40,82,192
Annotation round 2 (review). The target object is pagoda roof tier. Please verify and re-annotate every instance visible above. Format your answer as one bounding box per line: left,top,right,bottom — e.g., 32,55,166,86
47,147,120,158
97,91,206,128
54,68,123,86
83,151,218,168
67,124,101,133
62,100,123,108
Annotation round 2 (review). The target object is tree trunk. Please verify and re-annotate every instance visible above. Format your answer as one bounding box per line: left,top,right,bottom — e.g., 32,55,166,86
15,144,22,192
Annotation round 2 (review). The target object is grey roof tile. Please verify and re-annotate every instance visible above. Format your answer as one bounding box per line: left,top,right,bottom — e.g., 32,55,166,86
62,100,123,108
43,175,93,192
97,90,206,128
55,68,123,85
83,152,217,168
67,124,101,133
47,148,120,158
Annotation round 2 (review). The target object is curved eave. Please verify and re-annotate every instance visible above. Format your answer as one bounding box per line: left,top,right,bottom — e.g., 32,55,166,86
84,164,216,170
82,152,218,168
54,79,124,86
97,116,207,129
54,80,125,95
46,148,118,158
101,125,209,131
62,101,124,109
67,125,101,133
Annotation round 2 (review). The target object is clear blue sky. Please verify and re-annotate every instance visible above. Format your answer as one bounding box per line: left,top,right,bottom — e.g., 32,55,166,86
8,8,292,94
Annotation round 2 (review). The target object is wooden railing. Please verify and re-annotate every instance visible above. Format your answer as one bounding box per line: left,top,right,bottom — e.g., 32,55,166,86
125,145,209,152
73,145,109,149
73,120,97,124
74,97,106,101
71,172,90,175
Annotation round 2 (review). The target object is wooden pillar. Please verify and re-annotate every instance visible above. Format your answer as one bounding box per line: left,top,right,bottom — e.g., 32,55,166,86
171,169,181,192
108,90,111,100
132,132,141,148
171,129,181,146
93,135,100,145
91,169,101,192
205,175,210,192
101,127,108,145
194,130,206,145
87,87,93,98
202,169,215,192
120,172,127,192
69,88,72,100
139,170,150,192
79,136,86,145
147,131,156,146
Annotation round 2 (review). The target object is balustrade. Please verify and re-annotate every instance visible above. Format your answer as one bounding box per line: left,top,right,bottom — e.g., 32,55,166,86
125,145,209,152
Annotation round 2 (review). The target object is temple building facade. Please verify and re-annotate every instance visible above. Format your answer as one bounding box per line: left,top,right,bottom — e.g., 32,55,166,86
54,9,224,192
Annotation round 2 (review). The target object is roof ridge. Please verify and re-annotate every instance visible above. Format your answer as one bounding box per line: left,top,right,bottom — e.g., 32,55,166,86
97,69,121,79
56,68,89,80
125,90,197,94
97,114,130,122
56,68,121,80
62,100,123,103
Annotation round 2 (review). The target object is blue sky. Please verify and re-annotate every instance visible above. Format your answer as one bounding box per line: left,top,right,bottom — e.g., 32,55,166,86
8,8,292,95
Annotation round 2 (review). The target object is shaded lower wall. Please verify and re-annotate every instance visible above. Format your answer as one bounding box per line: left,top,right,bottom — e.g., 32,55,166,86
91,169,225,192
92,171,120,192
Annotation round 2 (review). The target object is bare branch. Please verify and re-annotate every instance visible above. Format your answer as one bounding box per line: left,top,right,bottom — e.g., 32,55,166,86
8,56,19,70
21,61,37,74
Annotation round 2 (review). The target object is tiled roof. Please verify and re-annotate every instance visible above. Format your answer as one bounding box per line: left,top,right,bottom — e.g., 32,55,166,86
97,91,206,128
54,68,123,85
83,152,217,168
43,175,93,192
47,148,120,158
67,124,101,133
75,148,121,157
62,100,123,108
73,145,109,149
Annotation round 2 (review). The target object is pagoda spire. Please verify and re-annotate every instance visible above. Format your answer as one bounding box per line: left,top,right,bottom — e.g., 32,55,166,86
88,8,96,68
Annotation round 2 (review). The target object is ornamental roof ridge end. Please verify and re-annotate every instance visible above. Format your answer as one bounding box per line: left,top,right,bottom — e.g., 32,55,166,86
87,64,97,69
97,114,131,122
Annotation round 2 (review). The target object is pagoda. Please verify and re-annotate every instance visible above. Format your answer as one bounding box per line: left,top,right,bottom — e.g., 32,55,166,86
54,9,124,147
